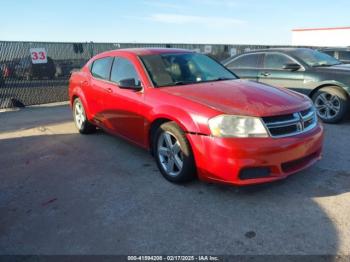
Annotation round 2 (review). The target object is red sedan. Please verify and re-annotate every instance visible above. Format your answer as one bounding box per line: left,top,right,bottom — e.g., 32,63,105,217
69,48,324,186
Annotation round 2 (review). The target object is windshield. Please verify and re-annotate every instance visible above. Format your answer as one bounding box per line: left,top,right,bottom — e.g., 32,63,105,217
292,49,342,67
140,53,237,87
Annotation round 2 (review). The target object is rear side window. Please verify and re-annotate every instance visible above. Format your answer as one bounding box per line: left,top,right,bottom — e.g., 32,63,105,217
110,57,141,86
91,57,113,80
227,54,262,69
263,53,294,69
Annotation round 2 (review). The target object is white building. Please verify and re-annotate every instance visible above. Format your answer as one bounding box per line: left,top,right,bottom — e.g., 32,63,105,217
292,26,350,47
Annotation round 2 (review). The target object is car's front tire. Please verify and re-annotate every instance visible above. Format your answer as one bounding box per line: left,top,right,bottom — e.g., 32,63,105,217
154,122,196,183
73,98,96,134
312,86,349,124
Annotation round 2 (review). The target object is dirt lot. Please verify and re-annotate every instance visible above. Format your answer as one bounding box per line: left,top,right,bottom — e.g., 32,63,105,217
0,104,349,255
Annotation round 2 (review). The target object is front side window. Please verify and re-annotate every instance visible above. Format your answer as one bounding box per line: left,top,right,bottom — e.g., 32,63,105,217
227,54,262,69
91,57,113,80
263,53,295,69
110,57,141,86
140,53,236,87
322,50,335,57
338,51,350,61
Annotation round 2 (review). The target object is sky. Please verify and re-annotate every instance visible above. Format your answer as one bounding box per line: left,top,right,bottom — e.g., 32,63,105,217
1,0,350,45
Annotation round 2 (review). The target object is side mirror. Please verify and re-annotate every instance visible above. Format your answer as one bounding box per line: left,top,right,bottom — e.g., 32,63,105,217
118,78,142,91
283,63,301,71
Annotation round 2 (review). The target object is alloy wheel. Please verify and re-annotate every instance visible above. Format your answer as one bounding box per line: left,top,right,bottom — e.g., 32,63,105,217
157,131,184,177
314,93,341,120
74,101,85,129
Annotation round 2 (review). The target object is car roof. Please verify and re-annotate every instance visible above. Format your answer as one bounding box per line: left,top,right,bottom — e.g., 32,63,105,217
321,47,350,51
223,48,315,65
98,48,194,57
242,47,313,54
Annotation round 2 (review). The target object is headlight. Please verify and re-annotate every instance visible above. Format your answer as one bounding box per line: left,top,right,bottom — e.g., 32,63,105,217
208,115,269,138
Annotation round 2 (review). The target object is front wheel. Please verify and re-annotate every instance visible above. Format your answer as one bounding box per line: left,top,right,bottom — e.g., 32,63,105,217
154,122,196,183
73,98,96,134
312,86,349,124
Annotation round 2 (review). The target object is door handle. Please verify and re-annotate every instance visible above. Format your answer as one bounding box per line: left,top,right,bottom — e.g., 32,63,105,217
105,87,113,93
260,72,271,77
80,80,89,87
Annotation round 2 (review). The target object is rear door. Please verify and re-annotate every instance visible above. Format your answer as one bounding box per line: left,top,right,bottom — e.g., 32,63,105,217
88,57,114,121
258,52,306,93
225,53,263,81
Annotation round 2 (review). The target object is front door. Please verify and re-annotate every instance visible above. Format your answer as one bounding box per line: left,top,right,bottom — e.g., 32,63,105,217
102,57,146,147
258,52,306,94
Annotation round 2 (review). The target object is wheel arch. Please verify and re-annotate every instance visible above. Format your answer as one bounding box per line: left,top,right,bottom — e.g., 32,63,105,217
71,94,79,106
309,83,350,99
148,118,173,155
148,116,198,155
147,109,205,155
70,90,93,121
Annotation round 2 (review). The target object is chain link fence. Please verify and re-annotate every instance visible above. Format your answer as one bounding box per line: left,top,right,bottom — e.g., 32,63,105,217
0,41,299,109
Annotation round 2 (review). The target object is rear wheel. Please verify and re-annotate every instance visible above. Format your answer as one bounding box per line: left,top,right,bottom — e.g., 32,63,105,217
73,98,96,134
312,86,349,123
154,122,196,183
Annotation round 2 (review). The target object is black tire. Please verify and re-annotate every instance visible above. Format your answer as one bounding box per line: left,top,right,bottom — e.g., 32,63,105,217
73,98,96,134
153,121,196,183
312,86,349,124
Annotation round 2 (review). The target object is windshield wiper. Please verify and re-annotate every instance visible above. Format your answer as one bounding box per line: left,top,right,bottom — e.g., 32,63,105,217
312,64,331,67
203,77,235,83
312,63,342,67
160,81,196,87
160,78,233,87
173,81,196,85
212,77,234,81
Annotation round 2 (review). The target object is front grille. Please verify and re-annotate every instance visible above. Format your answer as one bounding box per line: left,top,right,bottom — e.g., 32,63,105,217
262,107,317,138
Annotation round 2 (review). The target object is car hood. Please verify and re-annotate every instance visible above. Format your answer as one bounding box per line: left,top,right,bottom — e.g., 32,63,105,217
160,80,311,117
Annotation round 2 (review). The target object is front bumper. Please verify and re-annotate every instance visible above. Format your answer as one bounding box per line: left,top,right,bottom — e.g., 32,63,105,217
187,124,324,186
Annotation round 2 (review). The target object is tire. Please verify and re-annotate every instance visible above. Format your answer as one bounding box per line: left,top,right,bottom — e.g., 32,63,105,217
312,86,349,124
153,121,196,183
73,98,96,134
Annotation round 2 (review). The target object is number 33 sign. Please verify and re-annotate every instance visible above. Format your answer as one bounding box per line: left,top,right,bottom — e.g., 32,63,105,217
30,48,47,64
